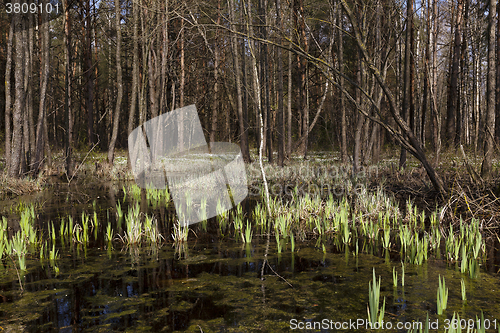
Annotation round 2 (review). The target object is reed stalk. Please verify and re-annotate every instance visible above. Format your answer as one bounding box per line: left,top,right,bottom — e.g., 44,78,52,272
437,275,448,315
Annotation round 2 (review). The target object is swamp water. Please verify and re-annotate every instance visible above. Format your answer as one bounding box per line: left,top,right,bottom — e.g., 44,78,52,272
0,183,499,332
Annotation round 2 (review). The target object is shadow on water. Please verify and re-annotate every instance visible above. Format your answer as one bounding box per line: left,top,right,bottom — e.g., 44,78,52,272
0,182,500,332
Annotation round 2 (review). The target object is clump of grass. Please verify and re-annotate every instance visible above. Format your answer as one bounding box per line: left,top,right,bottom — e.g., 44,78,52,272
437,275,448,315
461,278,466,302
11,232,27,270
172,221,188,243
367,268,386,326
244,221,253,243
124,202,142,244
106,221,114,243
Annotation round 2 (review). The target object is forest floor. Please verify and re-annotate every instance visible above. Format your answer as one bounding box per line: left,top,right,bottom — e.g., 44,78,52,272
0,147,499,233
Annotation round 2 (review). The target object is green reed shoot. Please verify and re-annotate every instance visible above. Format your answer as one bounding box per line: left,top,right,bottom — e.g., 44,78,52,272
476,312,486,333
68,216,73,236
461,278,466,301
460,245,468,273
468,258,479,279
125,202,142,244
340,207,350,244
11,232,26,270
393,267,398,287
276,233,282,253
49,243,59,262
60,219,66,240
291,232,295,252
244,221,253,243
144,214,161,243
401,262,405,287
106,222,113,243
93,211,99,228
383,226,391,249
437,275,448,315
368,268,386,326
39,241,45,260
82,213,89,243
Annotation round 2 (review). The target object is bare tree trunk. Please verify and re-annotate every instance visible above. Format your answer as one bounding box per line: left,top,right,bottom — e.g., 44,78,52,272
287,40,292,159
85,0,94,145
9,4,26,178
276,0,284,167
399,0,413,169
338,4,347,164
63,0,74,177
495,0,500,142
446,0,463,147
5,22,13,171
34,2,51,175
210,0,221,143
245,0,270,209
481,0,496,178
127,0,139,169
26,13,35,170
159,1,169,115
108,0,123,164
229,0,251,162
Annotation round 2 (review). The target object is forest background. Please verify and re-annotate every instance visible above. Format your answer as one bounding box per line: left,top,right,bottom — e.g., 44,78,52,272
1,0,499,197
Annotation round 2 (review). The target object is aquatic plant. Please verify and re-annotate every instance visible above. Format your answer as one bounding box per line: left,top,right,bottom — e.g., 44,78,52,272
290,232,295,252
461,278,466,301
106,222,114,243
116,201,123,220
383,226,391,249
437,275,448,315
144,214,162,243
276,233,282,253
124,202,142,244
367,268,385,326
244,221,253,243
401,262,405,287
172,221,188,243
392,266,397,287
49,243,59,262
11,232,26,270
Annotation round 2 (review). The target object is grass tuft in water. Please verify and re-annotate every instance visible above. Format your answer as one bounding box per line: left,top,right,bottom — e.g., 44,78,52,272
367,268,385,326
437,275,448,315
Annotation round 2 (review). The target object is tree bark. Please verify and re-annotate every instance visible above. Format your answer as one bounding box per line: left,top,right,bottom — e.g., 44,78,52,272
108,0,123,164
127,0,139,169
399,0,413,170
276,0,284,167
481,0,496,178
33,2,51,176
446,0,463,147
9,3,26,178
5,21,13,172
210,0,221,144
229,0,251,162
338,4,347,164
